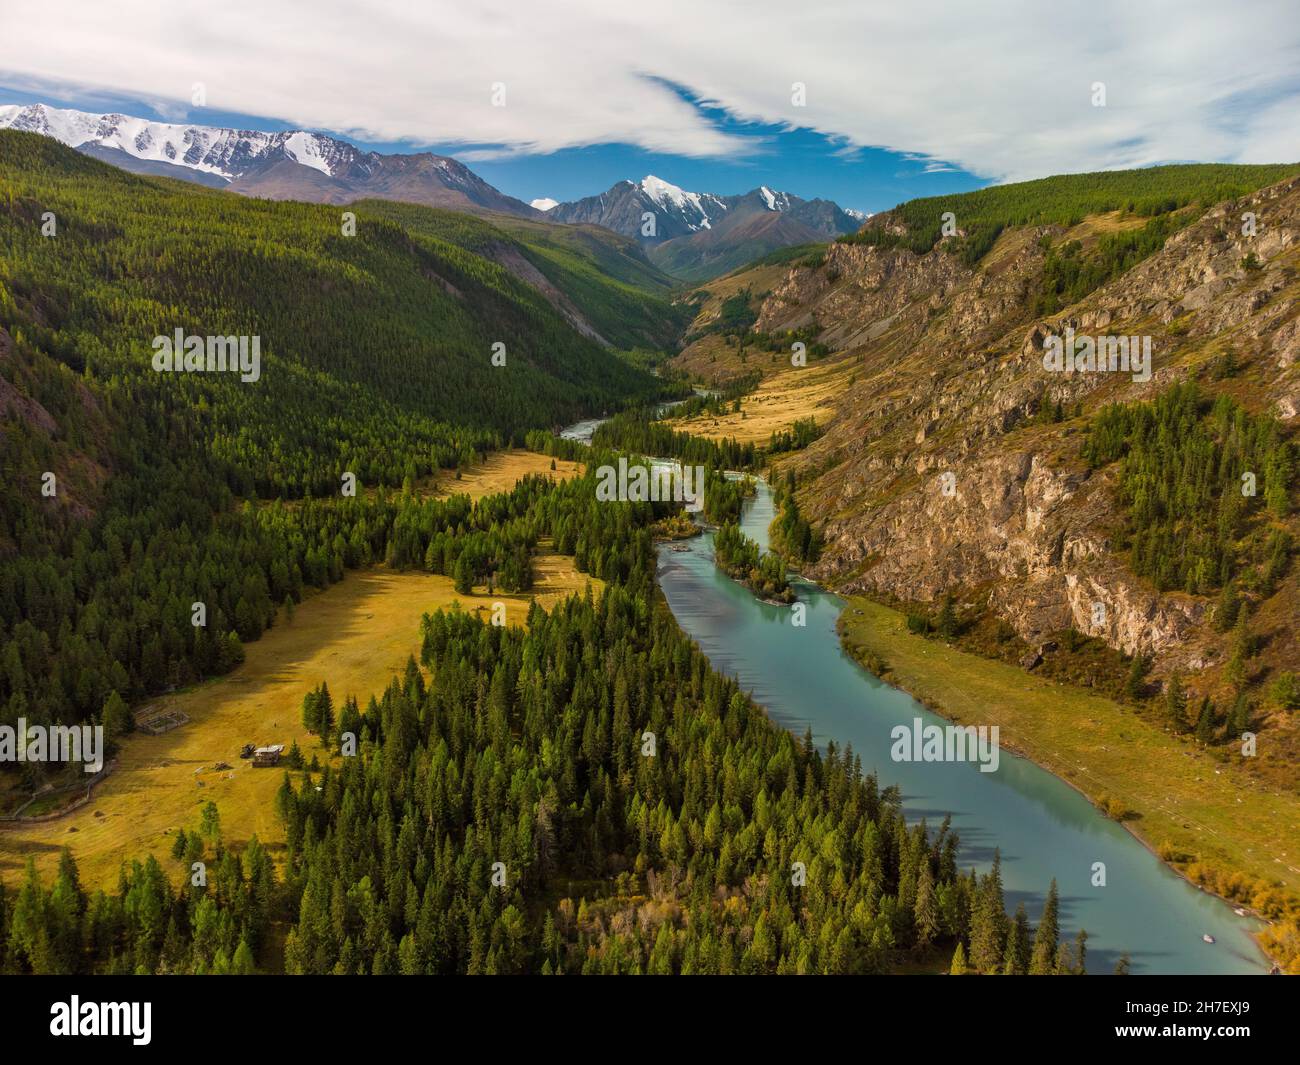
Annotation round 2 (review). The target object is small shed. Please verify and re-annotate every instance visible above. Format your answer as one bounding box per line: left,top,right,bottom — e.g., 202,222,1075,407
251,744,285,767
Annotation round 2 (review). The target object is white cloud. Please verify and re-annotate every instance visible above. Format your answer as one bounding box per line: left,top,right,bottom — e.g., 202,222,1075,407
1,0,1297,181
530,197,559,211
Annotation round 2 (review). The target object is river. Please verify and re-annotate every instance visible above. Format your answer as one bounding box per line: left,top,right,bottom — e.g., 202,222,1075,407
563,420,1269,973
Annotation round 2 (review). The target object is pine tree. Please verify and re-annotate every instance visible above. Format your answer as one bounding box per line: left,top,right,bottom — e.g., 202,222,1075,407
949,941,968,975
301,688,321,733
199,801,222,845
936,594,959,639
1002,902,1031,975
1029,879,1060,975
454,554,474,595
914,862,941,948
1124,654,1148,700
1213,580,1239,633
317,682,335,746
1164,672,1188,732
101,690,132,744
970,852,1007,974
1194,697,1216,742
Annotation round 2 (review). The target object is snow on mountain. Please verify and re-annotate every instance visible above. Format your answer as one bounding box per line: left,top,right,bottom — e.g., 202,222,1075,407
638,175,728,232
845,208,873,221
0,102,350,181
530,197,559,211
0,102,541,217
282,130,333,175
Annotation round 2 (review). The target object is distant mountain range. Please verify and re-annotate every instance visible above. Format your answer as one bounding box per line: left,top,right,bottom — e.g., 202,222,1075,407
0,103,541,217
0,103,866,281
547,176,865,282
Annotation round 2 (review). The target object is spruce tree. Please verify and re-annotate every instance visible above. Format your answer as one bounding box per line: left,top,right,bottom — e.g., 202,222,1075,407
1194,697,1216,742
317,681,335,746
1164,672,1188,732
1124,654,1148,700
914,863,941,948
936,594,959,639
1029,879,1060,975
970,852,1007,974
101,690,132,744
1002,902,1031,975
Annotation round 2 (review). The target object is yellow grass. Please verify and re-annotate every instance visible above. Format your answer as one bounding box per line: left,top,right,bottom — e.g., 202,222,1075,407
429,450,585,501
669,354,854,445
265,450,586,510
0,551,600,890
683,261,795,329
1064,209,1158,243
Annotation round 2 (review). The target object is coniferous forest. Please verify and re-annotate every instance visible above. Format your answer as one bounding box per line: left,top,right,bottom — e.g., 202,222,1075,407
2,49,1298,997
0,130,663,735
0,469,1076,975
0,134,1067,977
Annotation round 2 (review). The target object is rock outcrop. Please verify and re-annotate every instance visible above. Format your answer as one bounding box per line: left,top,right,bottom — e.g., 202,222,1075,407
730,177,1300,672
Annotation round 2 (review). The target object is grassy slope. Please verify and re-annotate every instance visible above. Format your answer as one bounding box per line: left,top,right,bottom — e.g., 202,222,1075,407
669,355,854,445
838,596,1300,898
352,199,690,351
843,162,1300,255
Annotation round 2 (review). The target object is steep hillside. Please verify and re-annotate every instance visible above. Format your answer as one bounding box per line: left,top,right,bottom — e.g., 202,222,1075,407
353,200,689,350
0,129,660,729
672,164,1300,782
648,209,831,283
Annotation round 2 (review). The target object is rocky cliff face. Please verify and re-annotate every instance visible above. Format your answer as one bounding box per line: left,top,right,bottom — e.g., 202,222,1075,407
740,178,1300,673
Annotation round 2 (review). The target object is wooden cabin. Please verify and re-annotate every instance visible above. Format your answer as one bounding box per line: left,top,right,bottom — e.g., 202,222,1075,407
251,744,285,767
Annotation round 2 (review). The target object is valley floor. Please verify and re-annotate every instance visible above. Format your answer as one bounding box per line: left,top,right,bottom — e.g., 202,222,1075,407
428,449,585,500
669,355,854,445
0,550,601,891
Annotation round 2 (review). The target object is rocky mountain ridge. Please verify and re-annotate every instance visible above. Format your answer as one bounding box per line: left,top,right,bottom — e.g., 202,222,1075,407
0,103,540,216
683,173,1300,685
548,175,860,281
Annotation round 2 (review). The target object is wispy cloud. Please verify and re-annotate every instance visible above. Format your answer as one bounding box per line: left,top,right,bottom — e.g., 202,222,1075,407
1,0,1296,181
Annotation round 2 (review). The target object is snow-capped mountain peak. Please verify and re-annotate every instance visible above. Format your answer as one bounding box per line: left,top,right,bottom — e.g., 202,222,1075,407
530,197,559,212
638,174,727,232
0,102,351,181
281,130,334,175
0,102,542,218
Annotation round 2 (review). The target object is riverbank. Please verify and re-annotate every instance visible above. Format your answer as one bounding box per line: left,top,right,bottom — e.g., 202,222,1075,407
836,594,1300,972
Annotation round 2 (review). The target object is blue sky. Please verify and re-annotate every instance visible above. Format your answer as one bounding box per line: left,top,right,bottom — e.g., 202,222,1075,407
0,82,985,214
3,0,1296,214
